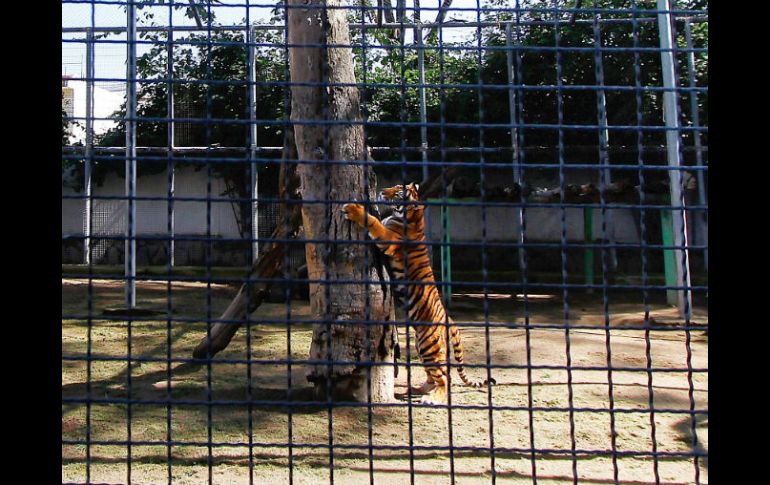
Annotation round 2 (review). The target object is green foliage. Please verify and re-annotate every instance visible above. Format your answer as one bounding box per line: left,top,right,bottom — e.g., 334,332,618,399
62,108,75,146
62,108,85,191
351,0,706,171
89,0,707,185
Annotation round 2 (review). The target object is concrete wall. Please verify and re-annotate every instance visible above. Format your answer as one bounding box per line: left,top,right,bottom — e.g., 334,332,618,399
63,169,706,275
62,165,241,238
424,205,639,243
62,165,246,265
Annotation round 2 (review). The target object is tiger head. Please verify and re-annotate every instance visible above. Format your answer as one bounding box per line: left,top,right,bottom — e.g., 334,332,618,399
378,182,421,218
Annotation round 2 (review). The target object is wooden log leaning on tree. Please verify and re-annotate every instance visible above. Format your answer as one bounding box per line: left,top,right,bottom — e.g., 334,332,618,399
191,135,302,360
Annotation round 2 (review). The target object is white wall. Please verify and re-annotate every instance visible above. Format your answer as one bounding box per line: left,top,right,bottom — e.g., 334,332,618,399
63,168,642,243
62,165,242,239
424,205,639,243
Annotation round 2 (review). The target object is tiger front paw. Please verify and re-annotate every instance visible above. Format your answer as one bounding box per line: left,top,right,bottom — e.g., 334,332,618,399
342,203,366,227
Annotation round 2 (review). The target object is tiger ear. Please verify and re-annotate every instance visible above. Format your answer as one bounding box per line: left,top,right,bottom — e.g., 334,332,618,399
409,182,420,192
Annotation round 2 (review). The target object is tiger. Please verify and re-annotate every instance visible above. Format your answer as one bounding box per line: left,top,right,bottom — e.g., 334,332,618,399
342,182,495,404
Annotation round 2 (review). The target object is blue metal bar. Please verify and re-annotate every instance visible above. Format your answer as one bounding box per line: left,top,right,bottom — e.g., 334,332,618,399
60,72,713,92
440,202,451,305
248,26,259,262
506,23,527,275
83,28,94,266
166,13,176,268
61,35,711,53
124,0,137,308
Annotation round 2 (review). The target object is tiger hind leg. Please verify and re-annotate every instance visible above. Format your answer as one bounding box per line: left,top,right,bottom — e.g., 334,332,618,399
412,379,435,395
409,368,436,396
419,366,448,405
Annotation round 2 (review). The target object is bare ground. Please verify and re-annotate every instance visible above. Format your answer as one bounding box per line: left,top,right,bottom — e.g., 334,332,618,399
62,278,708,485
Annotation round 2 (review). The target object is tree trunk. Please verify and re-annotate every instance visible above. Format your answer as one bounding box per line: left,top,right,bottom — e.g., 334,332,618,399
287,0,397,403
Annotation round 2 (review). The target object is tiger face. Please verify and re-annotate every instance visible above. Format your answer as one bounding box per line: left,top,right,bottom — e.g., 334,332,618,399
378,182,420,218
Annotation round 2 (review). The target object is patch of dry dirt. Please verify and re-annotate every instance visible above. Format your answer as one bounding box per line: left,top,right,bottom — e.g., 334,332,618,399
62,279,707,484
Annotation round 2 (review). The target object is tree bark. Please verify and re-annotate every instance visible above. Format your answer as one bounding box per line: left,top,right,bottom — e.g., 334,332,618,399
288,0,396,403
382,0,395,24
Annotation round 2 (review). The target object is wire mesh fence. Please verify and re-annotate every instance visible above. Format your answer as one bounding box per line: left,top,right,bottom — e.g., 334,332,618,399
62,0,708,483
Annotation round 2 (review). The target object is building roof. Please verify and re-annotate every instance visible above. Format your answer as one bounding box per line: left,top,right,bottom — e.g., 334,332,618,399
65,80,125,144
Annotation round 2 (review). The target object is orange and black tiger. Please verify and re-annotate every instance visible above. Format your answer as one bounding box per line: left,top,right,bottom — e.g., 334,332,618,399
342,182,495,404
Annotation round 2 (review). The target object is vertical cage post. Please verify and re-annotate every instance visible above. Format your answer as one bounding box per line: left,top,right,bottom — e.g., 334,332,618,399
417,25,428,182
584,207,595,292
125,1,137,308
591,11,617,272
684,19,707,271
441,202,452,305
167,24,176,267
248,26,259,261
505,24,520,184
417,24,432,255
592,24,611,187
656,0,692,318
84,28,94,265
506,23,526,273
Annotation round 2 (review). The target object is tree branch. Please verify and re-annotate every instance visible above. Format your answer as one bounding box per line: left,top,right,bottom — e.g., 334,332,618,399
382,0,395,24
423,0,453,41
418,165,461,199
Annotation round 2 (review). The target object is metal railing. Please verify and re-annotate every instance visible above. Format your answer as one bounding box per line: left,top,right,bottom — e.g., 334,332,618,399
61,2,708,484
